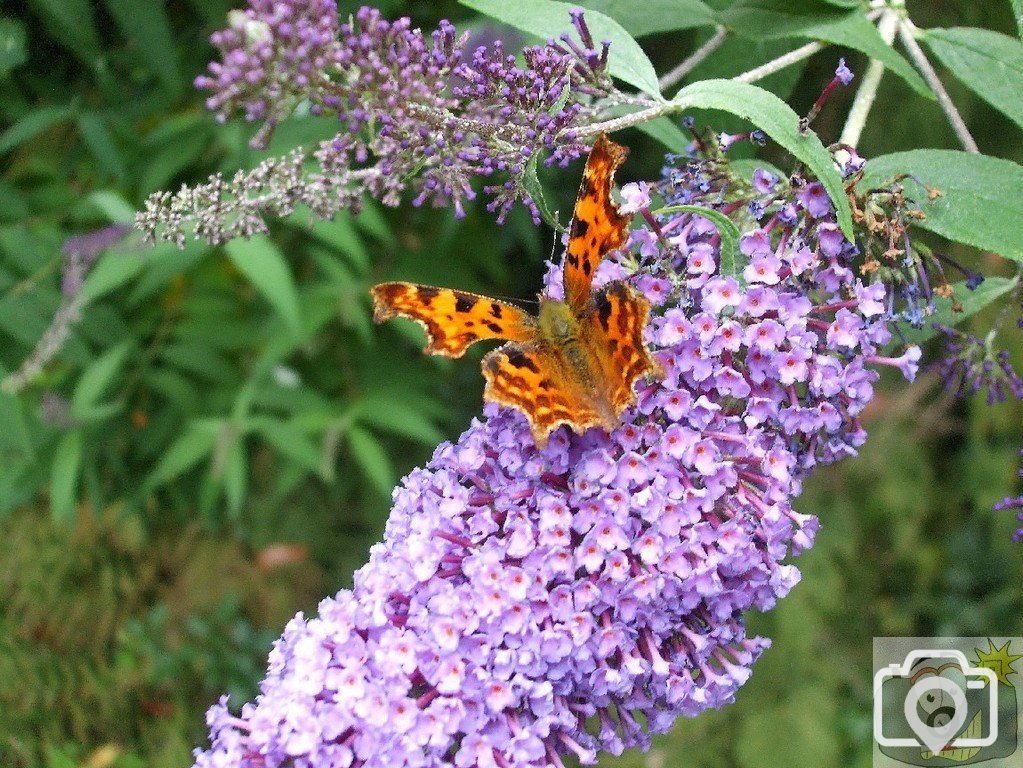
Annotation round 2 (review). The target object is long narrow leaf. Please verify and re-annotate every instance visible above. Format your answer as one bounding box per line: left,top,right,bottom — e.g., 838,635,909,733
460,0,662,97
673,79,853,237
924,27,1023,132
861,151,1023,263
225,236,303,338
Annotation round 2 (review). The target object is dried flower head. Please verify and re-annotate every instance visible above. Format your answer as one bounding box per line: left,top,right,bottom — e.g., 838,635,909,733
140,6,614,246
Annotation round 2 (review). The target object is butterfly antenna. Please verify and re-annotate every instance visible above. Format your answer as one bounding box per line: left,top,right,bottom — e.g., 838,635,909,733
489,292,539,308
548,218,567,263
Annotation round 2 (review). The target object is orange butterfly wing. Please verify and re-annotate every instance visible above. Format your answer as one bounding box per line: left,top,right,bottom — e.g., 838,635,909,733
563,133,632,314
371,282,536,358
371,135,661,448
582,281,664,415
481,344,609,448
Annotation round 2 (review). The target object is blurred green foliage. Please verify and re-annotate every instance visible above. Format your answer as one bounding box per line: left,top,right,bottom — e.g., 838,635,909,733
0,0,1021,766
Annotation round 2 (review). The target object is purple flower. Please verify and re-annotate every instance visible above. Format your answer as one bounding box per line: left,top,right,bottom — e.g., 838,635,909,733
752,168,779,194
193,142,918,768
195,0,342,125
143,7,613,244
797,182,832,218
933,325,1023,403
995,447,1023,542
835,58,854,86
618,182,651,214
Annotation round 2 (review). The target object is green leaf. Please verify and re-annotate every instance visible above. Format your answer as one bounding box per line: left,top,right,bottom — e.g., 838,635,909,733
860,150,1023,263
80,247,148,303
635,115,689,152
307,213,371,273
25,0,101,63
256,419,327,478
349,396,445,446
718,0,931,99
103,0,182,95
221,439,247,518
902,276,1019,345
225,236,303,338
1012,0,1023,38
138,124,213,195
460,0,662,97
522,154,566,232
923,27,1023,132
655,204,743,278
0,17,28,75
50,430,83,522
44,744,80,768
0,105,76,156
572,0,717,37
146,424,218,486
352,199,397,247
71,341,131,414
672,79,853,237
86,190,137,224
346,426,395,497
77,113,127,180
0,383,33,460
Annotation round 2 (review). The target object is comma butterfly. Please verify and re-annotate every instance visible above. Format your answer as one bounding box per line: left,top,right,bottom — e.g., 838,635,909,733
371,134,663,447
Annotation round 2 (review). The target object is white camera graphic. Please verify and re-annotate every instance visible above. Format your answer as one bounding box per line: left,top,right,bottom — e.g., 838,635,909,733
874,649,998,756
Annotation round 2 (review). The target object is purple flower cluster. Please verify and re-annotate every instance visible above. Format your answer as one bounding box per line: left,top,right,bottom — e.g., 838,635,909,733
192,148,917,767
995,447,1023,543
196,0,342,130
933,324,1023,404
148,5,614,245
312,5,610,221
3,224,132,395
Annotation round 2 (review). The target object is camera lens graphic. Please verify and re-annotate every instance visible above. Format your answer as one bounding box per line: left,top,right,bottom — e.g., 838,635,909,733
904,677,968,755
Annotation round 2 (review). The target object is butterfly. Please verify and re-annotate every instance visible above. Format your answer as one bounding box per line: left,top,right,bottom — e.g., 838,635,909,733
371,133,663,448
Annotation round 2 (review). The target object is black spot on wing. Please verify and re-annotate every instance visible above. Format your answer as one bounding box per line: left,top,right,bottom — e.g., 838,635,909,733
570,218,590,240
485,321,503,334
507,350,541,373
417,286,440,302
455,294,476,313
490,304,503,319
595,289,613,331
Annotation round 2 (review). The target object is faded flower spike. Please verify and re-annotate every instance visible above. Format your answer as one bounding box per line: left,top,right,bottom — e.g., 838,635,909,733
139,5,615,247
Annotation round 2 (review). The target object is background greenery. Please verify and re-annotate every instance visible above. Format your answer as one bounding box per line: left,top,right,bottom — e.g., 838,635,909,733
0,0,1020,766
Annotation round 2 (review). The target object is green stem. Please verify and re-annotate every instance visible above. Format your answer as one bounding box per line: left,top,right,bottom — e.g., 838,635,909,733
897,19,980,153
839,8,900,149
660,26,729,94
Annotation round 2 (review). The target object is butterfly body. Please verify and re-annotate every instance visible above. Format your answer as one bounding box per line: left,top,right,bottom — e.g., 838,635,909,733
371,134,662,447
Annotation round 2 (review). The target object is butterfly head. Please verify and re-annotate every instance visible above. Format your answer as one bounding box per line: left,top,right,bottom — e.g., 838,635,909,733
537,298,579,346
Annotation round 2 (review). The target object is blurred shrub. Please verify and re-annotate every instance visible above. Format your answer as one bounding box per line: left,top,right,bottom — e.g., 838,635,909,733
0,504,329,767
0,0,548,533
1,0,1021,766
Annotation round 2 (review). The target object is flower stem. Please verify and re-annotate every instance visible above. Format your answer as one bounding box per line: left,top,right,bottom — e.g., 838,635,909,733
734,41,824,84
661,26,729,94
575,7,886,141
839,8,900,149
897,19,980,153
573,103,678,138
